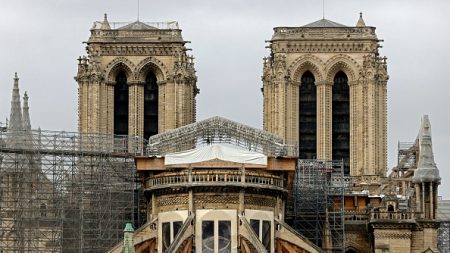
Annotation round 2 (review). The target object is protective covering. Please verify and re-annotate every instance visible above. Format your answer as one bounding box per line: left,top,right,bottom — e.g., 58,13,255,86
164,144,267,166
412,115,441,183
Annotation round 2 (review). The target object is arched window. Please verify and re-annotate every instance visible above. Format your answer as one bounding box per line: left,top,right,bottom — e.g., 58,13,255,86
299,71,317,159
332,71,350,174
114,71,129,136
144,72,158,140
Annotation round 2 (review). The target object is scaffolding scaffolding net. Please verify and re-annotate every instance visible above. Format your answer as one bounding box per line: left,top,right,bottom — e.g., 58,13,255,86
288,159,345,253
439,221,450,252
0,127,147,253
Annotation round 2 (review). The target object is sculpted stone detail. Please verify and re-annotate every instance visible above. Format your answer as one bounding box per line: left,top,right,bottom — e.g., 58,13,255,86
324,54,360,83
104,57,136,82
288,54,325,84
373,230,412,240
134,56,169,82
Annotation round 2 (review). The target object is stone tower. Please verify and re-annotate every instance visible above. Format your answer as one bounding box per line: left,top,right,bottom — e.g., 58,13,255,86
262,14,388,177
76,14,198,140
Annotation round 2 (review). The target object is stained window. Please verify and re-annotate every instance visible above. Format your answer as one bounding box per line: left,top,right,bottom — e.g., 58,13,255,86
162,220,183,252
262,220,271,251
250,219,272,251
144,72,158,140
114,71,128,136
332,71,350,175
162,222,170,252
218,221,231,253
173,221,182,239
202,220,214,253
299,71,317,159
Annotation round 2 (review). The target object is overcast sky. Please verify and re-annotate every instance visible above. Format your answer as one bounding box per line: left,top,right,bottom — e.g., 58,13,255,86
1,0,449,197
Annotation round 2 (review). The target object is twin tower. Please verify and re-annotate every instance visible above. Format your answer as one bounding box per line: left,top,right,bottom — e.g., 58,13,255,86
76,14,388,179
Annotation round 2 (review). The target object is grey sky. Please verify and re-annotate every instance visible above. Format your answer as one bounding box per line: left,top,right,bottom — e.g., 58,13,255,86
1,0,449,197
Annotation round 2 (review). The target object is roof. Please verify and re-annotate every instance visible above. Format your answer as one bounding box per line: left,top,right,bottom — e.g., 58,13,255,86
123,223,134,232
302,18,347,28
118,21,157,30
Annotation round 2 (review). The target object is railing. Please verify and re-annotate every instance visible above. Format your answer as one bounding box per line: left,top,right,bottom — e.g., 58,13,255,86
370,211,416,221
344,211,368,221
145,170,285,192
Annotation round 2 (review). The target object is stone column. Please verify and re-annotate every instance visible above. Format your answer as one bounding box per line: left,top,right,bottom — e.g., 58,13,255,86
317,81,332,160
158,81,167,133
430,182,434,219
349,80,359,176
275,78,286,141
422,183,426,219
415,184,421,213
106,81,114,135
128,80,144,137
366,79,376,175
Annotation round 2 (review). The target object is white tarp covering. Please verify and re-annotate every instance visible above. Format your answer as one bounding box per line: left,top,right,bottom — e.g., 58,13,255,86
164,144,267,166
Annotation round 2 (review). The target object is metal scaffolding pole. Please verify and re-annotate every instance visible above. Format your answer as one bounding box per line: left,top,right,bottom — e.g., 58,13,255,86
288,159,345,253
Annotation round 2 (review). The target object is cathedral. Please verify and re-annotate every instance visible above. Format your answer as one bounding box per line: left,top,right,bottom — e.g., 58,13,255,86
0,11,446,253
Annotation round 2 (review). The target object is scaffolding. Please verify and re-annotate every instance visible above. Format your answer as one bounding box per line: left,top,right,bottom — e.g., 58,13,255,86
438,199,450,253
439,221,450,252
0,126,146,252
288,159,345,253
147,116,295,156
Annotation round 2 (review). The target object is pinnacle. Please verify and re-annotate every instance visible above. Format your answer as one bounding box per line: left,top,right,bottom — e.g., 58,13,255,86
23,91,31,132
8,72,23,133
101,13,111,30
356,12,366,27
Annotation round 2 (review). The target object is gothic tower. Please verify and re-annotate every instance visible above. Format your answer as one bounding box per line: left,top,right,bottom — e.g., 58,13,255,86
262,14,388,177
76,14,198,139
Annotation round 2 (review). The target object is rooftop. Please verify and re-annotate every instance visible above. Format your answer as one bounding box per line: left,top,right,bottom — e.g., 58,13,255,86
302,18,347,28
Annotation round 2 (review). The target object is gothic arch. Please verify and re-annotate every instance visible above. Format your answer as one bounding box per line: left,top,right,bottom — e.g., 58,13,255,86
135,57,169,83
104,57,135,83
288,54,325,83
345,244,362,253
325,54,361,83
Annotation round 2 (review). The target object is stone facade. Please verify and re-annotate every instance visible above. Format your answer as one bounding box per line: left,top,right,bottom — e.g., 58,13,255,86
262,16,388,179
76,15,198,138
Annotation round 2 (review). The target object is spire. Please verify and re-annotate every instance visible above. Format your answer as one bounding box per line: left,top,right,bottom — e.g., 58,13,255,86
356,12,366,27
8,72,23,132
101,13,111,30
22,92,31,132
412,115,441,183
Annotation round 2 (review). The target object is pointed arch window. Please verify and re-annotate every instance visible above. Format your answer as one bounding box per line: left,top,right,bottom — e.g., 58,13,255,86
299,71,317,159
332,71,350,174
144,72,158,140
114,71,129,136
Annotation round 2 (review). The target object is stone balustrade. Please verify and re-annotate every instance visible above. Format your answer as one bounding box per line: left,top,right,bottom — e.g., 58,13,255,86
145,170,285,192
344,211,369,221
370,211,416,222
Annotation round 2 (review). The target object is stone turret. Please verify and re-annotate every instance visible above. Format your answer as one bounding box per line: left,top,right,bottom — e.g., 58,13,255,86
356,12,366,27
101,13,111,30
